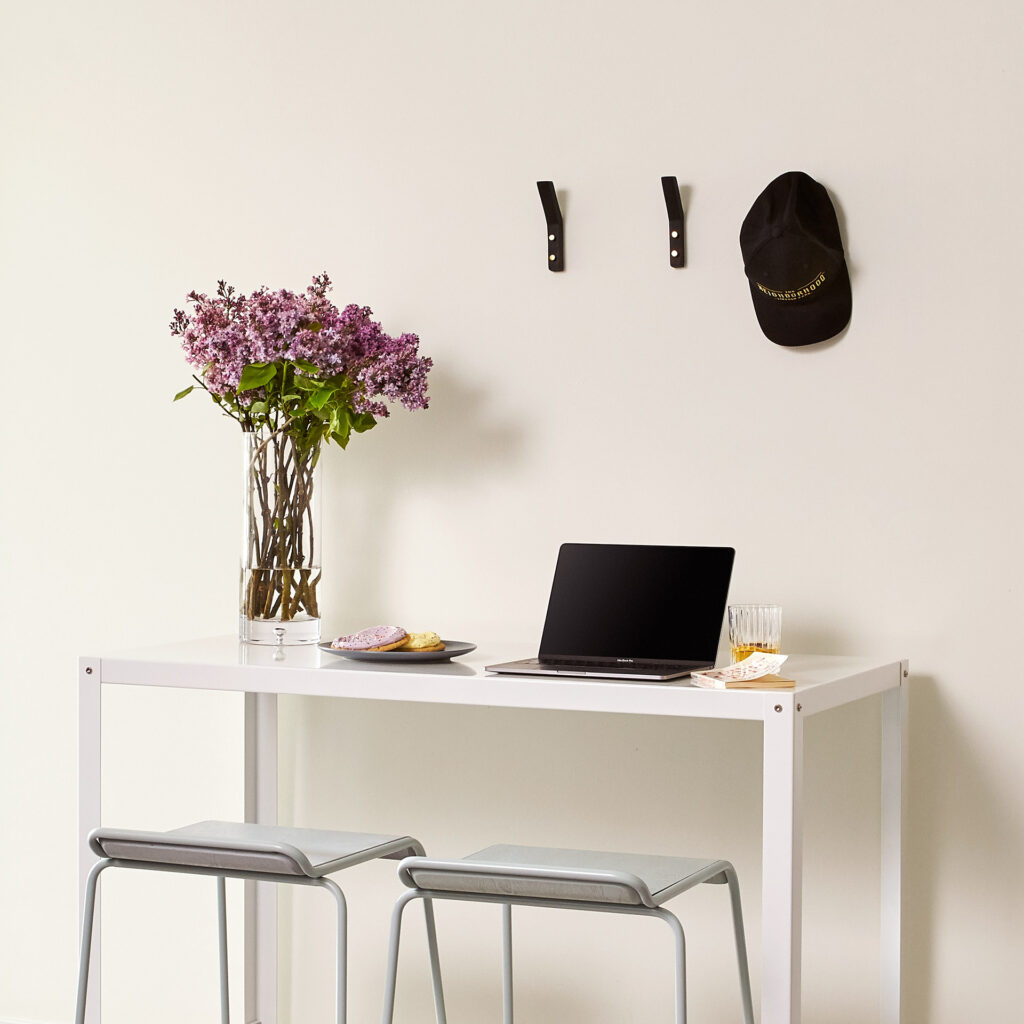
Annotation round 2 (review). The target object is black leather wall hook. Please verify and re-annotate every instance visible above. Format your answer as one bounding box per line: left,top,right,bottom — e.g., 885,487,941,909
661,177,685,268
536,181,564,271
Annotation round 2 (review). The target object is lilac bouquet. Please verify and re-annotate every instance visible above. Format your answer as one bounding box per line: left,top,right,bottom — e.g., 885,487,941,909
171,272,431,446
171,274,432,641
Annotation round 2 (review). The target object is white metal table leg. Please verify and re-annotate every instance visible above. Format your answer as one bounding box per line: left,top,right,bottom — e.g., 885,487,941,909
245,692,279,1024
880,664,908,1024
78,658,103,1024
761,693,804,1024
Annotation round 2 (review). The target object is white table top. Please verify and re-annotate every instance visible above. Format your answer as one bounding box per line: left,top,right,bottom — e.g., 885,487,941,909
84,637,905,722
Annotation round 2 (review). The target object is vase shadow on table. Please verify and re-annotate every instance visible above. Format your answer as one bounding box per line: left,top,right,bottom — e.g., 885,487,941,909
319,365,524,629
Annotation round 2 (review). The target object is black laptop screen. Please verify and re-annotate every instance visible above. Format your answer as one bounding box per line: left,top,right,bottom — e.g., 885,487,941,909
538,544,735,663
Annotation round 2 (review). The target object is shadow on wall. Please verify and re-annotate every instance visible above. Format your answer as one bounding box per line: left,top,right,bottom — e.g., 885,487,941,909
905,672,938,1024
902,673,1023,1024
320,366,523,624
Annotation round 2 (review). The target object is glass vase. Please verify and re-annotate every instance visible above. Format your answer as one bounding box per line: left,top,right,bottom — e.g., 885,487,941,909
240,429,322,645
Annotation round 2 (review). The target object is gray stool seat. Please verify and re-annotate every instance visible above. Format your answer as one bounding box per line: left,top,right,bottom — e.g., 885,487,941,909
401,844,731,906
92,820,421,877
383,844,754,1024
77,821,443,1024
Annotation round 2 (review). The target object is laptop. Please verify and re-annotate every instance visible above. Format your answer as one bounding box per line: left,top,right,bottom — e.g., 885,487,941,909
486,543,735,681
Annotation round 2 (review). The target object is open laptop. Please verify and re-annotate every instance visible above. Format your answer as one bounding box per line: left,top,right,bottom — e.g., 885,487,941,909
486,543,735,681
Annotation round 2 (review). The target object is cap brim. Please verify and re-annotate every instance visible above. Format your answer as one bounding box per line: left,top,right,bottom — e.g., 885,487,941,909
748,260,852,347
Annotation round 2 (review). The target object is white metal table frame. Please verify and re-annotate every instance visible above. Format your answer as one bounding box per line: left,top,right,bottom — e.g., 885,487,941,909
78,639,907,1024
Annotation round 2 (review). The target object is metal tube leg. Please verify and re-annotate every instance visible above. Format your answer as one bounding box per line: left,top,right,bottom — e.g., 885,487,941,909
382,889,418,1024
502,903,513,1024
762,698,804,1024
244,692,279,1024
75,860,111,1024
724,868,755,1024
422,898,448,1024
318,878,348,1024
381,891,447,1024
218,876,230,1024
652,908,687,1024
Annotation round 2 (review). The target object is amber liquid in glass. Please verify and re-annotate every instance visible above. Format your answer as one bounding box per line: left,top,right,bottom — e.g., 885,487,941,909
730,642,782,664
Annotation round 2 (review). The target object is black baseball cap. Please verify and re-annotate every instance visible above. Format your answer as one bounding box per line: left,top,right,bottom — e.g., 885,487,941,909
740,171,851,346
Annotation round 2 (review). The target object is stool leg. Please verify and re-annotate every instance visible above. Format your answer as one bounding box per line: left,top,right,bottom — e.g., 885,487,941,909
75,859,111,1024
318,878,348,1024
217,876,230,1024
652,908,687,1024
382,891,448,1024
723,867,755,1024
422,898,448,1024
501,903,513,1024
382,889,414,1024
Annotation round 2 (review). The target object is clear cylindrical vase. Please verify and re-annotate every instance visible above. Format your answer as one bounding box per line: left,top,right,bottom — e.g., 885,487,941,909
240,429,322,644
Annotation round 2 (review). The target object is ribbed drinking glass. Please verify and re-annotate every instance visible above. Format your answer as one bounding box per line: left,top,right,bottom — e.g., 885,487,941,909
728,604,782,664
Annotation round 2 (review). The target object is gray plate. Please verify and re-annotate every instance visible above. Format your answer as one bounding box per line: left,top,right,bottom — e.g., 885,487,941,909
318,640,477,663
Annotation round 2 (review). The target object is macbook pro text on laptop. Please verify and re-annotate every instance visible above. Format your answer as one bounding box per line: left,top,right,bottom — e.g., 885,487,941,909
486,543,735,681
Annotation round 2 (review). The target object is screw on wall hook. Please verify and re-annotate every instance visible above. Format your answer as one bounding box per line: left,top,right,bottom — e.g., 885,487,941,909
774,704,783,713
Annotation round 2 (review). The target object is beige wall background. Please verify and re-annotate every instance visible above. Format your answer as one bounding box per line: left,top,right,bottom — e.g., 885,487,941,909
2,1,1022,1022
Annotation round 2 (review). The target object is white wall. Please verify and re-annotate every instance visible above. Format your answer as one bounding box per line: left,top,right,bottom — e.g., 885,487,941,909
1,1,1021,1022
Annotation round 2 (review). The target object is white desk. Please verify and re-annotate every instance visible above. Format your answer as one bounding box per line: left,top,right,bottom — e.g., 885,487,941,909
78,638,907,1024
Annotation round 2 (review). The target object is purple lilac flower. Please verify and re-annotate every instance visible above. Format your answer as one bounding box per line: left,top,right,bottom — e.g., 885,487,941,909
170,274,431,415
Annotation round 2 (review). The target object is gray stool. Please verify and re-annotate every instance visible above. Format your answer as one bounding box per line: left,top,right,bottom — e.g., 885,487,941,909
76,820,444,1024
382,844,755,1024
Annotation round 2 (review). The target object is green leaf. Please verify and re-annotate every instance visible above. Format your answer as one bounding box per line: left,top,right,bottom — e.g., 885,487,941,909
294,359,318,373
291,375,319,392
351,412,376,433
238,363,277,392
173,385,194,401
331,428,351,449
308,388,331,411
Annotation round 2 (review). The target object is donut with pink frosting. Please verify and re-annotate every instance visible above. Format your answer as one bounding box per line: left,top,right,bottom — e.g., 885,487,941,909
331,625,408,651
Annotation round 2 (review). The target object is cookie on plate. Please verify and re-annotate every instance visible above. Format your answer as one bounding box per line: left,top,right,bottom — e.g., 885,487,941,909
367,638,412,652
331,625,408,651
397,631,445,652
